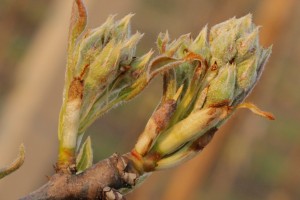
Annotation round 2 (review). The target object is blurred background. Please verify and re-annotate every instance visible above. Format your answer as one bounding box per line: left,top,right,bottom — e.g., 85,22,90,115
0,0,299,199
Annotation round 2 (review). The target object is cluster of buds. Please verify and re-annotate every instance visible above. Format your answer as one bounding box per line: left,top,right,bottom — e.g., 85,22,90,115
57,0,273,177
57,0,184,172
58,0,153,170
131,14,274,172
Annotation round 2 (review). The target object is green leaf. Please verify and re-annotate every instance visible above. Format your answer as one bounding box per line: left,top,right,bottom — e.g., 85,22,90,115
152,107,227,156
157,31,170,53
190,25,210,60
76,136,93,173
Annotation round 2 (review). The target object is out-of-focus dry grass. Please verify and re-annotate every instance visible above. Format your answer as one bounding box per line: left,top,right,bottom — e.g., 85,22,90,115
0,0,299,199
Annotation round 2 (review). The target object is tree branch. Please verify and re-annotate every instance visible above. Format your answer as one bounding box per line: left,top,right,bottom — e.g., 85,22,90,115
21,129,219,200
17,5,273,199
21,153,140,200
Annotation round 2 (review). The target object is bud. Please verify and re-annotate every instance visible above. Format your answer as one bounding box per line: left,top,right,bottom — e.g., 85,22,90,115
170,34,192,58
257,46,272,78
115,13,134,40
120,32,144,66
210,28,237,65
205,63,236,107
152,107,228,156
190,25,210,60
236,27,259,58
59,1,274,174
157,31,170,53
236,55,257,92
235,14,254,36
58,9,163,168
209,17,237,42
132,14,273,172
75,18,147,133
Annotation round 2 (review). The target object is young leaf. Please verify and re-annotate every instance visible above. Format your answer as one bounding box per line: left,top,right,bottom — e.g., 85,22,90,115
76,136,93,173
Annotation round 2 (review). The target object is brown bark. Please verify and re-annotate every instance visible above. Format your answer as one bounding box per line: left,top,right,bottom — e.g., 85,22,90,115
21,154,138,200
21,126,220,199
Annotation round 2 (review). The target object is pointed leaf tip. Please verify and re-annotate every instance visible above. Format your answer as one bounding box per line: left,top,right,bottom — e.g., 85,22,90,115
70,0,87,41
119,13,135,25
157,31,170,53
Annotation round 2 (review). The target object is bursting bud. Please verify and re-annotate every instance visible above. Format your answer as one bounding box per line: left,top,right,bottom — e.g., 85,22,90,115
60,13,153,138
58,0,163,170
132,14,273,172
58,1,274,176
58,1,187,171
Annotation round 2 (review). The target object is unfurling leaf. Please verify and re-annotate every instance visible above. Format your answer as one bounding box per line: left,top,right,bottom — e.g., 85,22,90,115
76,136,93,173
131,14,274,172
